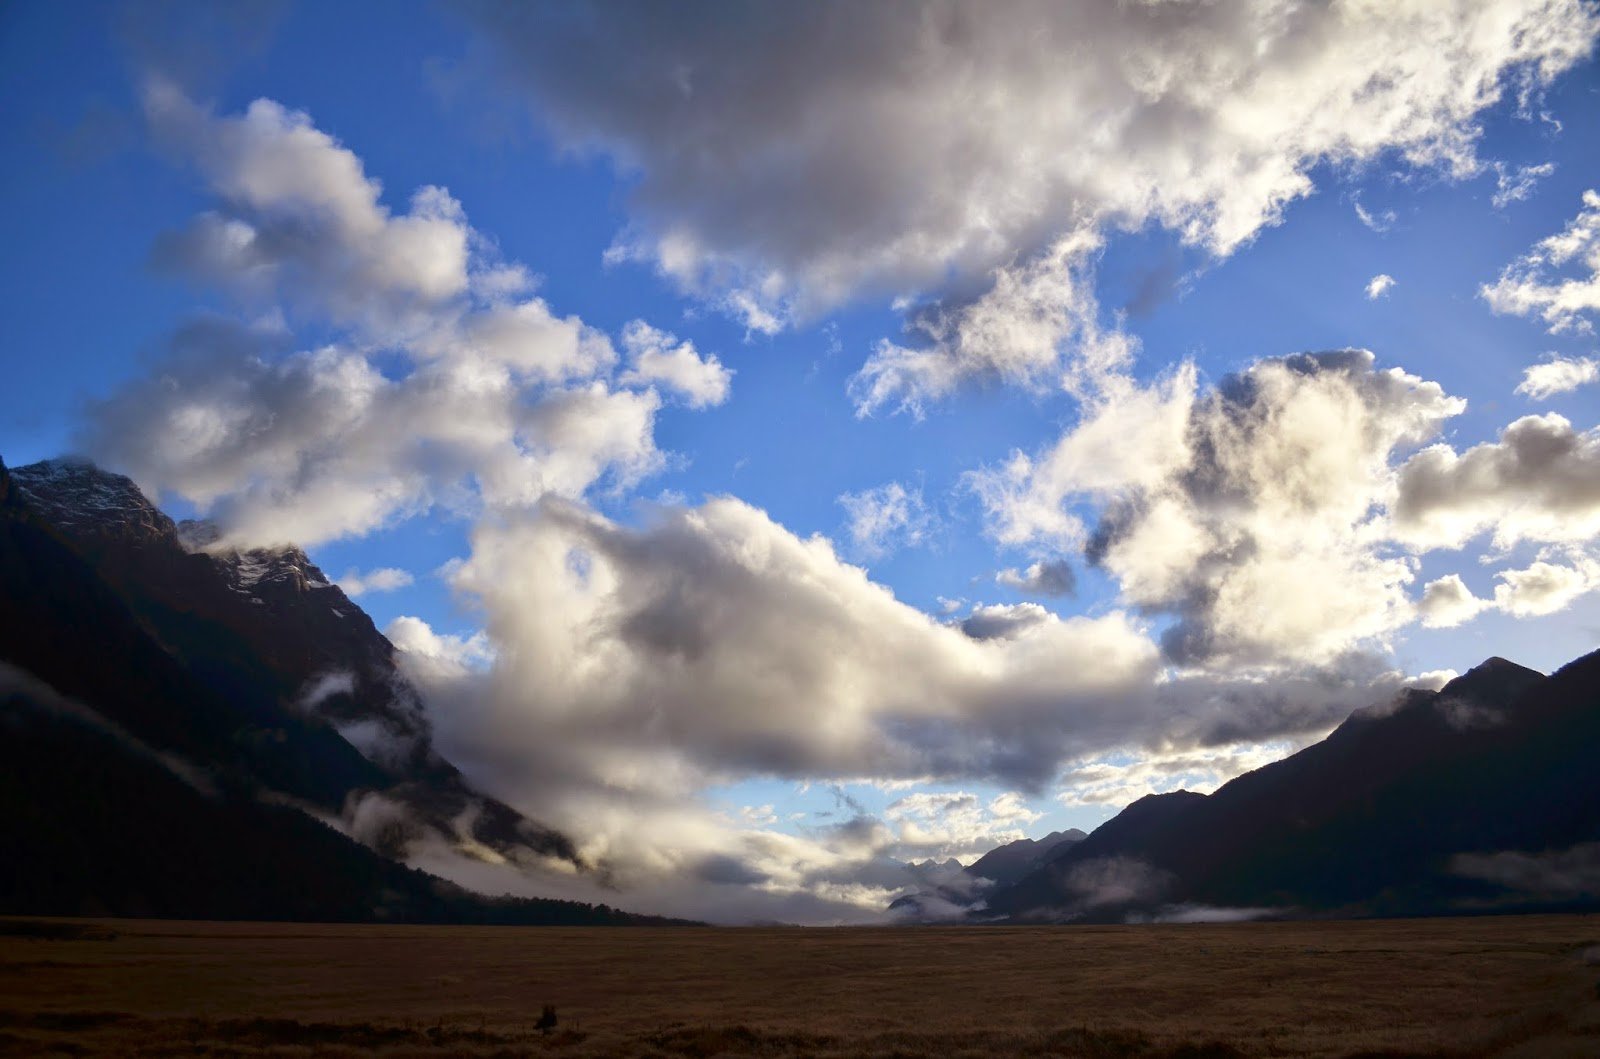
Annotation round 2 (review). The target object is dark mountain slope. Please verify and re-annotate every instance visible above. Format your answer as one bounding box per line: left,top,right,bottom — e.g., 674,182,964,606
0,665,682,924
7,458,572,866
989,653,1600,921
0,459,683,925
967,828,1087,887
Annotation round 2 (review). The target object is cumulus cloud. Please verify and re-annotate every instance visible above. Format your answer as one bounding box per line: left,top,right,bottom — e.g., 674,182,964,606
423,496,1163,793
375,490,1412,919
83,88,696,548
1416,552,1598,628
848,232,1135,416
996,558,1076,598
468,0,1596,424
86,324,665,546
1393,413,1600,550
837,481,933,559
974,350,1466,666
336,566,414,597
976,342,1600,666
1417,574,1491,628
1516,354,1599,398
469,0,1596,345
618,320,732,408
1492,553,1600,616
144,79,471,333
1483,188,1600,333
1366,274,1396,300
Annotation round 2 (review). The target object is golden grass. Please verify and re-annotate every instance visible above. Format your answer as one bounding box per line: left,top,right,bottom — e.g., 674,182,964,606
1,914,1597,1056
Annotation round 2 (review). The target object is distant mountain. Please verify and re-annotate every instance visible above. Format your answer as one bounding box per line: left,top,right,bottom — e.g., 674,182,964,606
986,653,1600,922
888,829,1086,919
968,829,1088,887
0,456,687,925
8,458,570,867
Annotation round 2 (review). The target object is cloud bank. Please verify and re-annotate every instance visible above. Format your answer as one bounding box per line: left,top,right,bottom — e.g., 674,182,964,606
468,0,1595,422
84,85,713,547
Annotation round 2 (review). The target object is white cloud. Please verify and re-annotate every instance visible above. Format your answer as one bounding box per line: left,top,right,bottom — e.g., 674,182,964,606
145,80,471,334
849,232,1134,416
470,1,1595,416
1492,553,1600,616
1366,274,1396,300
996,559,1076,598
974,350,1465,666
1483,188,1600,333
336,566,414,597
884,790,1043,862
837,481,933,559
1409,669,1459,691
618,320,732,408
977,345,1600,662
1417,574,1491,628
472,0,1597,335
381,490,1406,920
1516,354,1600,399
377,488,1413,920
1414,549,1599,627
1393,413,1600,550
85,89,691,548
1491,161,1556,209
1353,197,1396,233
385,616,494,679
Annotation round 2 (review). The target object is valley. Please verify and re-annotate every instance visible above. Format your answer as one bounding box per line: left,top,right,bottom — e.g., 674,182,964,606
3,914,1598,1057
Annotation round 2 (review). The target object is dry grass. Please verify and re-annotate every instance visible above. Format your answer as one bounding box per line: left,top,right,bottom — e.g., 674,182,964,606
1,914,1597,1056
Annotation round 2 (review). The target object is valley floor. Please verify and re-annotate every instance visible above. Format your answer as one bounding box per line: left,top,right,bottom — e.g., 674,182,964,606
1,914,1597,1057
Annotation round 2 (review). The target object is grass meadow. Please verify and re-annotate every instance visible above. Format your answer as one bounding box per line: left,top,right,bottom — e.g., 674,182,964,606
2,914,1598,1056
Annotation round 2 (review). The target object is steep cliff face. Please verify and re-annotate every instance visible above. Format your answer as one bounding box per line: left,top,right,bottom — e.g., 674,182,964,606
6,458,574,868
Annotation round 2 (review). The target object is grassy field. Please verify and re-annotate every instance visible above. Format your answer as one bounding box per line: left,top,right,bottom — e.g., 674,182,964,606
1,914,1598,1057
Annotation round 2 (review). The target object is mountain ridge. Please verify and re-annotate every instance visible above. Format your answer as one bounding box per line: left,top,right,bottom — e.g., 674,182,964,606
985,648,1600,922
9,457,573,868
0,455,693,924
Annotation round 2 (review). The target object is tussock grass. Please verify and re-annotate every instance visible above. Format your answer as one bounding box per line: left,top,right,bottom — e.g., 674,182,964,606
1,914,1597,1056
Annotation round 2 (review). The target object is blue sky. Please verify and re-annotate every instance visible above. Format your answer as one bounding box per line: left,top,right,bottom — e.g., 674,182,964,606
4,1,1600,922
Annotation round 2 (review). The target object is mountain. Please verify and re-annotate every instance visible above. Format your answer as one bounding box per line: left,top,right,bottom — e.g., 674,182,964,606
888,829,1086,918
7,458,571,866
986,653,1600,922
0,456,686,924
967,828,1088,887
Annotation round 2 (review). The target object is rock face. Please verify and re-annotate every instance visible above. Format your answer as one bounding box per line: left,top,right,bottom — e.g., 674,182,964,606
985,653,1600,922
4,457,573,872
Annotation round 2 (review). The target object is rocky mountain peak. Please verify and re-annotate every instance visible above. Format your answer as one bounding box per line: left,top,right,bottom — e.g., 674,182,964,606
11,459,176,541
178,518,335,597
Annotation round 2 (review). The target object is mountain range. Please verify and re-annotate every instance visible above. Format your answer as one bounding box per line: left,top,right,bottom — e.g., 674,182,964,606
2,454,1597,927
974,652,1600,922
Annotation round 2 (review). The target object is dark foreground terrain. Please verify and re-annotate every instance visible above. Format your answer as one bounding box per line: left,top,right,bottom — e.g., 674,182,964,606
2,915,1598,1057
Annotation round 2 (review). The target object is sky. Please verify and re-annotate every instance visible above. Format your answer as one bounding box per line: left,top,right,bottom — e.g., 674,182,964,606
3,0,1600,924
